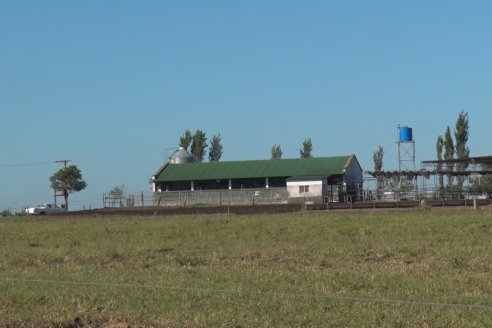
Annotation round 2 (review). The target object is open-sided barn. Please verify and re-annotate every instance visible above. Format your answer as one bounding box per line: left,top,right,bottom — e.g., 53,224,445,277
152,149,363,203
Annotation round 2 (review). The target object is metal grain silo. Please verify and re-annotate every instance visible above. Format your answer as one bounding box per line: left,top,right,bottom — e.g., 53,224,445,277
169,147,196,164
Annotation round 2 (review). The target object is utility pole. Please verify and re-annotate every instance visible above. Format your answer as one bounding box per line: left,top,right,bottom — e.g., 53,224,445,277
55,159,71,168
53,160,71,205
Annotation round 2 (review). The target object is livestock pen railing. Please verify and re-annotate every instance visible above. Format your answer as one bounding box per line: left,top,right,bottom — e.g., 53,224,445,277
103,187,491,209
103,188,289,208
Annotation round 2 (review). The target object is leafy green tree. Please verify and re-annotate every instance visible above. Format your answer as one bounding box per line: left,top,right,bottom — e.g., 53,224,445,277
481,163,492,193
454,110,470,192
179,130,192,150
373,146,384,199
191,130,208,163
443,126,455,188
436,135,444,194
109,185,125,207
49,165,87,211
208,134,223,162
300,138,313,158
470,163,492,193
110,185,125,195
0,209,11,217
271,145,282,159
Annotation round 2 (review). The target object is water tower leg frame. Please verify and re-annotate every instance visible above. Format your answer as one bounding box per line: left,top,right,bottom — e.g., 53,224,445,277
397,140,417,198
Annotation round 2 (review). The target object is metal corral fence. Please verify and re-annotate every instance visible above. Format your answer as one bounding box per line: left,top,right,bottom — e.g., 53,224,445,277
362,186,492,202
103,188,289,208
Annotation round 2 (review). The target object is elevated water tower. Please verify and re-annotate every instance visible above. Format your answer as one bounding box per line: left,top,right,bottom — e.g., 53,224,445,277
396,125,417,197
396,125,416,172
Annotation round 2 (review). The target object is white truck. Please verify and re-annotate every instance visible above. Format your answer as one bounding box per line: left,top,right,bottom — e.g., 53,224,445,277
25,203,65,215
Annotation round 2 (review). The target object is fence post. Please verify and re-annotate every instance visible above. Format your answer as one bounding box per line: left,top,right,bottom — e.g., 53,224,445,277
141,192,144,206
473,197,479,210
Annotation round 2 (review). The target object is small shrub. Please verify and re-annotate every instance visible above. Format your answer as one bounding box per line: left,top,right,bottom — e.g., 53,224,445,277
416,200,432,214
0,209,11,217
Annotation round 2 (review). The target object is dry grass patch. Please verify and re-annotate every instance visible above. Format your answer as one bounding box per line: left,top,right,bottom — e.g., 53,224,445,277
1,210,492,326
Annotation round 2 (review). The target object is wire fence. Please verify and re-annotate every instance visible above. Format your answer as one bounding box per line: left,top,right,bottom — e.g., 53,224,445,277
363,174,492,202
1,276,491,311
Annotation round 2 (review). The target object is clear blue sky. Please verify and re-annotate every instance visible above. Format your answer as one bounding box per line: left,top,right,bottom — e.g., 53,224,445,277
1,1,491,211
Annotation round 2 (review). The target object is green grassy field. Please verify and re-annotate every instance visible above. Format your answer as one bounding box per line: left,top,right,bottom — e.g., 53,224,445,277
1,208,492,327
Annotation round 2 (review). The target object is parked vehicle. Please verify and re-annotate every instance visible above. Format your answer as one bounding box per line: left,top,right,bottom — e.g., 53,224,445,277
25,203,65,215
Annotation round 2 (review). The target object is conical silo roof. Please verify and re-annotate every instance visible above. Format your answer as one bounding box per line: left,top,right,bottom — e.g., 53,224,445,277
170,147,196,164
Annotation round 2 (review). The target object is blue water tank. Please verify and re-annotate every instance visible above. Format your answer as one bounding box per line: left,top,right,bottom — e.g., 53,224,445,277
399,126,413,142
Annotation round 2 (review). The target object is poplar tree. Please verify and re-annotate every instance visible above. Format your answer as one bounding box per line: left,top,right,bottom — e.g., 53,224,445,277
436,135,444,194
208,134,223,162
191,130,208,163
271,145,282,159
179,130,192,150
443,126,455,188
373,146,384,199
454,111,470,192
300,138,313,158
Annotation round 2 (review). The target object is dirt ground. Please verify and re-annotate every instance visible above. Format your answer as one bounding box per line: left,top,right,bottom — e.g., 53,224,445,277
59,198,491,217
62,203,305,217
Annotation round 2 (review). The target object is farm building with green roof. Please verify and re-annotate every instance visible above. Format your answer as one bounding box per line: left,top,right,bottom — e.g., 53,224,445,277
152,149,363,203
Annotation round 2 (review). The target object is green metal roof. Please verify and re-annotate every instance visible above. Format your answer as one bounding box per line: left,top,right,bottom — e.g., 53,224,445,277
153,155,356,182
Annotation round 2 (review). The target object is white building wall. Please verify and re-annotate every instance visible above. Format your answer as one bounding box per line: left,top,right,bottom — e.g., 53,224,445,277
287,180,324,198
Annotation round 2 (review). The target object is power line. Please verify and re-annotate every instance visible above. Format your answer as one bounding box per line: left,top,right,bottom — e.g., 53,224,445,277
0,161,57,168
1,277,491,311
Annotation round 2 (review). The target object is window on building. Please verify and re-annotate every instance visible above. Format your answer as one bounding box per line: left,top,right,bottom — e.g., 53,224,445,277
299,185,309,194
